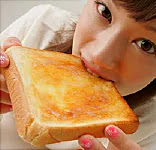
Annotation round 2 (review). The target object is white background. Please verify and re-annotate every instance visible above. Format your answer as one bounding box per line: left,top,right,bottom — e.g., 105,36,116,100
0,0,86,32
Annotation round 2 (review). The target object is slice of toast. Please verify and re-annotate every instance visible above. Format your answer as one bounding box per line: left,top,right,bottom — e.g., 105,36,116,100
3,46,139,146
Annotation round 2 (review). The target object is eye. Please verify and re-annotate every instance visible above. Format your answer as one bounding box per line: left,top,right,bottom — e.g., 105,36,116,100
95,1,112,22
136,39,156,54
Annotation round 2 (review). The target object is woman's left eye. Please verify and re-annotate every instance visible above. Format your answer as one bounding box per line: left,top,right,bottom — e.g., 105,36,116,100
95,1,112,22
136,39,156,54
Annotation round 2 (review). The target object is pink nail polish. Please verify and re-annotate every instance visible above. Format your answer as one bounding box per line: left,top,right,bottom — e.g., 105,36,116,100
0,54,5,65
107,126,119,139
80,138,93,149
0,53,9,67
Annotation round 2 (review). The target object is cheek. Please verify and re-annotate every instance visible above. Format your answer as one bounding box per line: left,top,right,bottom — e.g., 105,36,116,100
72,19,96,56
115,63,156,96
119,48,156,87
75,19,96,46
73,1,104,54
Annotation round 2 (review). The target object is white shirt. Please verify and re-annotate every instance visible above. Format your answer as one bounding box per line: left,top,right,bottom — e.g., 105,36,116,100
0,4,156,150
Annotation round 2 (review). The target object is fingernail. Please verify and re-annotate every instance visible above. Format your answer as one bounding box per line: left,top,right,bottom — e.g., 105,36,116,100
0,53,8,66
9,38,21,45
80,138,93,149
107,126,119,139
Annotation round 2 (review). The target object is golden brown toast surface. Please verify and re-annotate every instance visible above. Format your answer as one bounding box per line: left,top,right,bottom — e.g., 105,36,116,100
3,46,139,146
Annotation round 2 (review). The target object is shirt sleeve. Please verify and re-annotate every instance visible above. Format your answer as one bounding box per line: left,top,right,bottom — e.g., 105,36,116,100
0,4,78,53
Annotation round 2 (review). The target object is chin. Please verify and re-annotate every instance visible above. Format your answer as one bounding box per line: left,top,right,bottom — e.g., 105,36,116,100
115,79,155,96
115,86,141,97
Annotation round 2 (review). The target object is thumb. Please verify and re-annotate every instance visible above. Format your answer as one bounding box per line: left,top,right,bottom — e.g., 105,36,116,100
3,37,21,51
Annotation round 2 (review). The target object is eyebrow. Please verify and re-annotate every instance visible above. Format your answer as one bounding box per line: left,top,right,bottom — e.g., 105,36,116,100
145,24,156,33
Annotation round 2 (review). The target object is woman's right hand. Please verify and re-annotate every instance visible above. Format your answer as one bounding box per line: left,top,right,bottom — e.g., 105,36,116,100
0,37,21,114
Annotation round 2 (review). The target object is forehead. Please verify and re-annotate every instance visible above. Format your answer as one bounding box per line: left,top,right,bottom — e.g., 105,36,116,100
89,0,156,33
111,0,156,23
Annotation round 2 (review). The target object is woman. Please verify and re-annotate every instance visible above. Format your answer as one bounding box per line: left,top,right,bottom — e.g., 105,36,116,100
0,0,156,149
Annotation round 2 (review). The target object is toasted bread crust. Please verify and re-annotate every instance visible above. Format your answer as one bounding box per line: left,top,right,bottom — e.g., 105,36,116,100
3,46,139,146
2,49,33,141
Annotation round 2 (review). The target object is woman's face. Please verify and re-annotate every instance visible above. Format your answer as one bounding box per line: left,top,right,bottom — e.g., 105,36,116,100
72,0,156,96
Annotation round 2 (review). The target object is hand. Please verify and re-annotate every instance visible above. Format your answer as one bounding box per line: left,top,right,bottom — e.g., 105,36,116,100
0,37,21,114
78,125,142,150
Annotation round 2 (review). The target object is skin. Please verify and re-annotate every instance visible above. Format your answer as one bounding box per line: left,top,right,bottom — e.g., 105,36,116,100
0,0,155,149
73,0,156,96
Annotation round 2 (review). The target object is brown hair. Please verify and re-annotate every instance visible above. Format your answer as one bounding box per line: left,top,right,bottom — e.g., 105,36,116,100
114,0,156,22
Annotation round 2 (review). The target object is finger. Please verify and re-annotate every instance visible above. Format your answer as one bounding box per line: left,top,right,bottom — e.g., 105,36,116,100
105,125,142,150
0,73,8,92
0,90,11,105
3,37,21,51
78,135,106,150
107,142,119,150
0,50,9,67
0,103,12,114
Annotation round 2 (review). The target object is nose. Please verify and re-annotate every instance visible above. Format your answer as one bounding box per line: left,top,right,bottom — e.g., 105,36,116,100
93,27,127,70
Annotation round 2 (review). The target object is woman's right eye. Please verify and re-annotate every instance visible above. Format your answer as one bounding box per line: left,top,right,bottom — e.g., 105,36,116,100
95,1,112,23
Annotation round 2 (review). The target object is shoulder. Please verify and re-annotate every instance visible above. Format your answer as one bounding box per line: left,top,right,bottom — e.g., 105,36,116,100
26,4,78,23
25,4,78,35
23,4,78,50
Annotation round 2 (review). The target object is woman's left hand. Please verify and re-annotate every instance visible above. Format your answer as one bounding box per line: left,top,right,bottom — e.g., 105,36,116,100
78,125,142,150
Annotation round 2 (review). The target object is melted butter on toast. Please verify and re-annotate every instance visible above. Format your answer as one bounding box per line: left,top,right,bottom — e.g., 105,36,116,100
10,47,137,125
